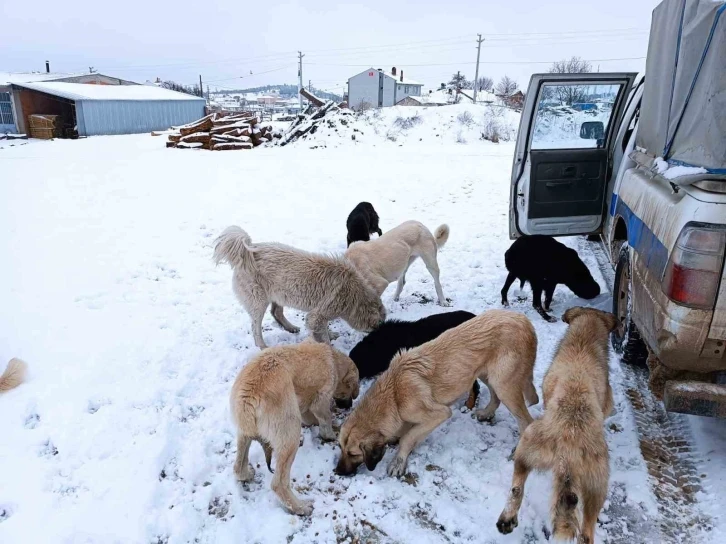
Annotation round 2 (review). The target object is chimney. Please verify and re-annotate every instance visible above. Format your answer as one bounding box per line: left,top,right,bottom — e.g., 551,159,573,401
400,70,403,82
391,67,397,76
45,60,50,73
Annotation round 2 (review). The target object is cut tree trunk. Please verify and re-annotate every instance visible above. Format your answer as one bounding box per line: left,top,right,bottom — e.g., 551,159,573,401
300,88,325,107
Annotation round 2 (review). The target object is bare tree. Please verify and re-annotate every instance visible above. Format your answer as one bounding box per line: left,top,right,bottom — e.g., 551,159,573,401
477,76,494,92
494,76,518,97
546,56,593,105
548,56,592,74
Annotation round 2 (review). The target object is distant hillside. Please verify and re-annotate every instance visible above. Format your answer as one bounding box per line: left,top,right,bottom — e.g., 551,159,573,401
213,83,342,101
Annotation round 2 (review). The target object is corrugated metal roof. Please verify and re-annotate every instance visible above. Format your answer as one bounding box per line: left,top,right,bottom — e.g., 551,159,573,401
12,82,205,102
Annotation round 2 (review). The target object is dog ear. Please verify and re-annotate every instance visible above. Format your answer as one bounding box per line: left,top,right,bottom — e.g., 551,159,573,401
362,438,386,471
562,306,586,324
349,375,360,400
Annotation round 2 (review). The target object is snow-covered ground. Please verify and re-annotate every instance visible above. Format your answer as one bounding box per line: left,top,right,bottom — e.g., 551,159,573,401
279,103,520,149
0,111,724,543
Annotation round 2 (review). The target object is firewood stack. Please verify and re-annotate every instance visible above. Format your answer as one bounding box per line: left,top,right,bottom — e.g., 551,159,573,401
164,112,275,151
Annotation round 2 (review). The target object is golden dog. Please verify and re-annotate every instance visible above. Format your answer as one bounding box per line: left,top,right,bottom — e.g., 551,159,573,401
335,310,538,477
230,341,359,515
497,307,618,544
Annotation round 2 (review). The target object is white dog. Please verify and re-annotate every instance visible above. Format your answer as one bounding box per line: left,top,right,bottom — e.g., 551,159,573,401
214,226,386,349
345,220,450,306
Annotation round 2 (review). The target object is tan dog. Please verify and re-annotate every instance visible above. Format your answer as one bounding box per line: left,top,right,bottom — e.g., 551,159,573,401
335,310,538,477
345,220,450,306
497,307,618,544
230,341,359,516
214,226,386,349
0,358,27,393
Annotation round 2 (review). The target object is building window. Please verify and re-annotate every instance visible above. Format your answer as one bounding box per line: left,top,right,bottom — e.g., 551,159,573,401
0,92,14,126
404,86,409,93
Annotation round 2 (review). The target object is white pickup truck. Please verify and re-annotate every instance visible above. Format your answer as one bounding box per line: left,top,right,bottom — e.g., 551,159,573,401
509,0,726,417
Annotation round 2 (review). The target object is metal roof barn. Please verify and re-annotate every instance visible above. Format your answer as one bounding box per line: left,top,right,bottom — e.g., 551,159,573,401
10,82,206,136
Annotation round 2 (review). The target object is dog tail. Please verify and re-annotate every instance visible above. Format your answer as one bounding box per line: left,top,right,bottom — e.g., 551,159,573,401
552,464,580,541
213,226,256,272
255,437,274,473
0,358,27,393
434,224,450,248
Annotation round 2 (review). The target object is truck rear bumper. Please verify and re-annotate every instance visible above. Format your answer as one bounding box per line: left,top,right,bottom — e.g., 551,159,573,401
663,380,726,418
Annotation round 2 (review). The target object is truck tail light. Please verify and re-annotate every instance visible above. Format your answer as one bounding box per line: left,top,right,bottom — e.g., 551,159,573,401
662,223,726,309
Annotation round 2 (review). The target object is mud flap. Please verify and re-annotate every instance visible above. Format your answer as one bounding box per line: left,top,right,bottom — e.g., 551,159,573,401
663,381,726,418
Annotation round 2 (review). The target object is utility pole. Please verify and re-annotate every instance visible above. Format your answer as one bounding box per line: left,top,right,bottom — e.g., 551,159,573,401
308,79,312,92
199,75,203,98
473,34,484,104
297,51,305,110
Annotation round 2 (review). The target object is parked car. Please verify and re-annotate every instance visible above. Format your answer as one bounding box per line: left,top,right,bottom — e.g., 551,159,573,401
508,0,726,417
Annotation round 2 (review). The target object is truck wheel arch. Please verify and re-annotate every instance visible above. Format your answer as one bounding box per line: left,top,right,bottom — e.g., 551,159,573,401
610,215,628,264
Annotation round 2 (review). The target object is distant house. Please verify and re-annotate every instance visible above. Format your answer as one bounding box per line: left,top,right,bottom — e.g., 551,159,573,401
256,95,278,106
499,90,525,110
347,67,423,110
1,69,138,134
396,93,448,107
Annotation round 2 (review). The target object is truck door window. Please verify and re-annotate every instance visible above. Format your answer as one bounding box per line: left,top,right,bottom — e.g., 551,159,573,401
531,83,622,150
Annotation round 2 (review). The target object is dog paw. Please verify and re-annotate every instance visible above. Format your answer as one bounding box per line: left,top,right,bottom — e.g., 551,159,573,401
319,428,336,443
545,315,557,323
234,464,255,483
474,409,495,423
496,515,518,534
502,300,510,307
439,300,451,307
387,456,408,478
291,499,314,516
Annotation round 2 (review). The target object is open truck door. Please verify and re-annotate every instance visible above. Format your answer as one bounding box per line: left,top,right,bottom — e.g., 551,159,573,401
510,73,637,238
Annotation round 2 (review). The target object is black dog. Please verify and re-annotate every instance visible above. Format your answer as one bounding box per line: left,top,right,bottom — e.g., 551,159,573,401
346,202,382,246
501,235,600,322
349,310,480,409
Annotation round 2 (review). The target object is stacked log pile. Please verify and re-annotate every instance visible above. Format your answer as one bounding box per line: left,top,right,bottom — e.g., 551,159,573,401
164,112,275,151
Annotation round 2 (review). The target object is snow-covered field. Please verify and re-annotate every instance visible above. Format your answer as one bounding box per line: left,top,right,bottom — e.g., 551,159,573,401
0,108,724,543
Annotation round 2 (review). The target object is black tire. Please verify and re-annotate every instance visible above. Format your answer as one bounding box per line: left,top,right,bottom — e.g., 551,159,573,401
611,243,649,365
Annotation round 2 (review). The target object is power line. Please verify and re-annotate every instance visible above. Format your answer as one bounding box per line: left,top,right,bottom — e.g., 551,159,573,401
61,28,649,74
204,65,294,84
307,56,646,68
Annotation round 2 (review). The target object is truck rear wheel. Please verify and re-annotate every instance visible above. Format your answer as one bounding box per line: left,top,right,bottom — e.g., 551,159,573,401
611,244,649,365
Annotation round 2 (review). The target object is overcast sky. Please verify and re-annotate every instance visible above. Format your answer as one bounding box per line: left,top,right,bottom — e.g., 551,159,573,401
2,0,660,94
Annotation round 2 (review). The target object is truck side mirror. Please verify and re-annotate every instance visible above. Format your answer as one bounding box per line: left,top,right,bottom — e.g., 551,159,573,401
580,121,604,140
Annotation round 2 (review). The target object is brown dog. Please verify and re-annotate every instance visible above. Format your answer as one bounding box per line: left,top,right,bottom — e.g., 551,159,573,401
230,341,359,515
335,310,538,477
497,307,618,544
